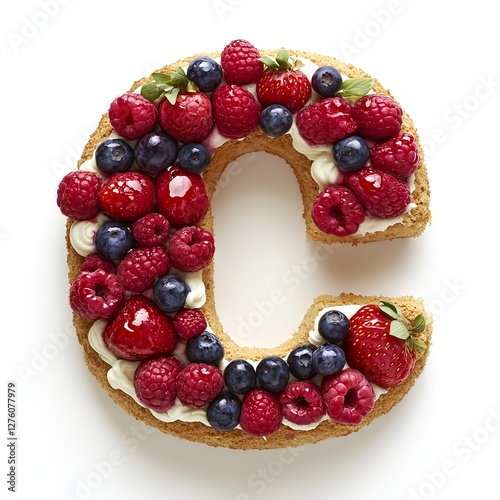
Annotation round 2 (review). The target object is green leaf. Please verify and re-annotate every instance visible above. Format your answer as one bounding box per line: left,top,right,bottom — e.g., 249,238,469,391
165,87,180,105
414,339,428,352
411,314,426,333
389,320,410,340
338,78,374,98
141,82,164,102
378,301,403,321
275,49,290,69
152,72,171,84
259,55,279,70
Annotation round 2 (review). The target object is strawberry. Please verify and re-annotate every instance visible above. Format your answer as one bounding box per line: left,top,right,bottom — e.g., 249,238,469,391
343,301,427,388
256,49,311,113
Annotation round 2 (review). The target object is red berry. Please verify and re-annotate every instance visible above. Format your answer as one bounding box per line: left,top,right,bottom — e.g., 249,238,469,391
221,39,264,85
131,212,171,247
103,295,177,361
134,356,184,412
212,84,261,139
80,253,115,274
321,368,375,425
99,172,156,222
344,167,410,218
69,269,123,320
158,92,214,143
173,308,207,341
116,246,170,293
296,96,358,145
311,185,365,236
352,94,402,140
156,166,209,227
57,171,101,221
239,388,282,437
169,226,215,272
176,363,224,408
108,92,157,140
370,133,420,180
279,381,325,426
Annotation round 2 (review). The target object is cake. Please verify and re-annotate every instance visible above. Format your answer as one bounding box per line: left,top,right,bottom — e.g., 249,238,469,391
57,39,432,450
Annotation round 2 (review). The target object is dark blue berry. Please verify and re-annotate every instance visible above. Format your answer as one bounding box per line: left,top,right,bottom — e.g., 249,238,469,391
287,344,317,380
259,104,293,137
95,221,133,260
153,275,190,314
186,331,224,366
333,135,370,171
207,393,241,431
134,131,177,176
95,139,134,174
176,143,211,175
187,56,223,92
318,310,350,343
256,356,289,393
312,65,342,97
224,359,256,394
312,344,346,377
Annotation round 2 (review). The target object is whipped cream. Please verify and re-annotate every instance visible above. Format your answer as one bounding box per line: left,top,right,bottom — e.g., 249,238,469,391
70,213,109,257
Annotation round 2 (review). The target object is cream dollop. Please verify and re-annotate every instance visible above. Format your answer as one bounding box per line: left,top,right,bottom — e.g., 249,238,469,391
69,213,109,257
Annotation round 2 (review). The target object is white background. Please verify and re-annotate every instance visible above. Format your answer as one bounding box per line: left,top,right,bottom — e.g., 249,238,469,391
2,1,500,499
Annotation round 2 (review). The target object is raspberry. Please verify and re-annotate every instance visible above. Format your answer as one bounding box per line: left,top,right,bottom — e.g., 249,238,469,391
158,92,214,143
108,92,157,140
279,381,326,426
134,356,184,412
116,246,170,293
321,368,375,425
344,167,411,218
169,226,215,272
173,308,208,341
352,94,402,140
99,172,156,222
80,253,115,274
176,363,224,408
220,39,264,85
370,133,420,180
212,84,261,139
56,171,101,221
69,269,123,320
311,186,365,236
131,212,170,247
239,388,282,437
296,97,358,145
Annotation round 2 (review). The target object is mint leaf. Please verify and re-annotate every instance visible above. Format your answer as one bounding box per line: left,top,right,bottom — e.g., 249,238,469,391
141,82,164,102
338,78,374,98
411,314,426,334
378,301,403,321
390,320,410,340
414,339,428,352
165,87,180,105
152,72,171,84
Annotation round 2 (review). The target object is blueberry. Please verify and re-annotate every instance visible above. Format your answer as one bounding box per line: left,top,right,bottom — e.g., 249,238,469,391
311,65,343,97
333,135,370,172
224,359,256,394
259,104,293,138
186,56,222,92
95,221,134,260
176,143,212,175
187,331,224,366
287,344,317,380
153,275,190,314
256,356,289,393
95,139,134,174
207,393,241,431
134,131,177,176
318,310,350,343
312,344,346,377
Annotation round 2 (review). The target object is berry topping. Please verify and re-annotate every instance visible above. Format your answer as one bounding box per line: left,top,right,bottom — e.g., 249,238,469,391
207,393,242,432
220,39,264,85
312,344,346,377
176,143,212,175
57,171,101,221
239,388,282,437
99,172,156,222
255,355,290,393
153,274,191,314
352,94,402,140
317,310,350,343
287,344,317,380
116,246,170,293
108,93,157,140
296,96,358,146
344,167,411,218
333,135,370,172
311,185,365,237
131,212,170,247
95,221,134,261
134,131,177,177
168,226,215,272
212,84,261,139
133,356,184,412
80,253,115,274
69,269,123,320
223,359,257,394
173,308,207,341
259,103,293,138
311,65,343,97
279,381,326,426
176,363,224,408
186,331,224,366
186,56,223,93
95,138,134,175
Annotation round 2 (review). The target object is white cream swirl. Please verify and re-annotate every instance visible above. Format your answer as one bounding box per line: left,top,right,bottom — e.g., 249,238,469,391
69,213,109,257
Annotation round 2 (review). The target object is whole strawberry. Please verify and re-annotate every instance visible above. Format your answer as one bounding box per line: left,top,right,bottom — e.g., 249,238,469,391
256,49,311,113
344,301,426,388
221,39,264,85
